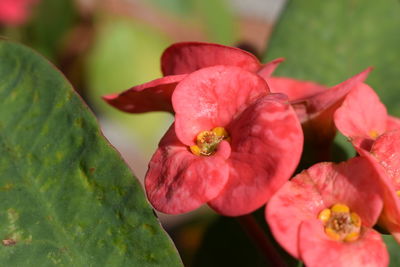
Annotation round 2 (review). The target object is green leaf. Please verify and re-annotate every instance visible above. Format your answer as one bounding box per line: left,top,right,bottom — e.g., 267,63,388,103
263,0,400,115
383,235,400,267
0,39,182,266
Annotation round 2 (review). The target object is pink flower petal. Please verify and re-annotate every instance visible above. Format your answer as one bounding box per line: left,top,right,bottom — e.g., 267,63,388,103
292,68,372,146
208,94,303,216
102,74,186,113
145,125,231,214
387,115,400,131
161,42,261,76
334,83,387,151
173,66,270,146
292,68,372,118
257,58,285,79
299,219,388,267
266,77,326,101
266,170,324,258
266,158,384,257
367,131,400,242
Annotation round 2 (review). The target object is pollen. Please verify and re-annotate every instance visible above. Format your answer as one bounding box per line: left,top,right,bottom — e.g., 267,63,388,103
318,203,361,242
396,190,400,197
369,130,380,139
190,127,230,156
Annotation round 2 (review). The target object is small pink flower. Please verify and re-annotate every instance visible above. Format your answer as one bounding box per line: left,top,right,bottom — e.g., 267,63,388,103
145,65,303,216
334,83,400,151
0,0,38,26
266,157,388,267
334,81,400,243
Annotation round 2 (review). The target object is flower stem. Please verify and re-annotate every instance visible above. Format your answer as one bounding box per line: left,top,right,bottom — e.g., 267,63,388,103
237,214,287,267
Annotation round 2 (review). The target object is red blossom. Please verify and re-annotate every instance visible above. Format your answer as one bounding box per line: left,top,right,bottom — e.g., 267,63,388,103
266,68,372,147
103,42,282,114
334,81,400,243
145,66,303,216
266,158,388,267
104,42,370,150
0,0,38,25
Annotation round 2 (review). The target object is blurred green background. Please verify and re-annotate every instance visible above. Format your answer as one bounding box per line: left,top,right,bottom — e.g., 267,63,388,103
1,0,399,266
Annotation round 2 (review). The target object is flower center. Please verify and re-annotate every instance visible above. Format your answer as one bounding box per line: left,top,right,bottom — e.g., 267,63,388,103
318,203,361,242
190,127,230,156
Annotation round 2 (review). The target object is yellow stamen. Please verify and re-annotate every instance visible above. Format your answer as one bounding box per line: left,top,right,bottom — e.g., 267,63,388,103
344,231,360,242
190,145,201,156
369,130,380,139
350,212,362,228
331,203,350,213
396,190,400,197
318,208,331,223
318,203,361,242
325,228,341,241
212,127,229,138
190,127,230,156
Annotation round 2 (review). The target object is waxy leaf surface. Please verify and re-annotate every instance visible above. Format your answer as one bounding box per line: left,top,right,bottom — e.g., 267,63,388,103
0,40,182,266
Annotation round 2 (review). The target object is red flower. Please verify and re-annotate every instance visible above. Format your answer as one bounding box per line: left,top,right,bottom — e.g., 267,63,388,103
334,83,400,151
334,81,400,242
0,0,38,25
266,68,371,147
104,42,370,149
102,42,283,113
266,158,388,267
145,65,303,216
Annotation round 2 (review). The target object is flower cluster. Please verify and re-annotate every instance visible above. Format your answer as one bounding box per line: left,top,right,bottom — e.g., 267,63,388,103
104,42,399,266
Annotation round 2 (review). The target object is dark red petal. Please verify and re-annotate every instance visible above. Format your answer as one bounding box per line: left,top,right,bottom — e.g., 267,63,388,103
102,75,186,113
173,65,270,146
145,125,230,214
299,219,388,267
266,77,326,101
257,58,285,79
266,158,384,257
208,94,303,216
334,83,387,151
161,42,261,76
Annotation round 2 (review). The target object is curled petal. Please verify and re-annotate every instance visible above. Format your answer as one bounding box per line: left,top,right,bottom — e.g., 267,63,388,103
266,77,326,101
266,158,384,257
208,94,303,216
257,58,285,79
367,131,400,242
292,67,372,117
292,68,372,146
334,83,387,151
103,75,186,113
173,66,270,145
299,219,388,267
161,42,261,76
145,125,230,214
